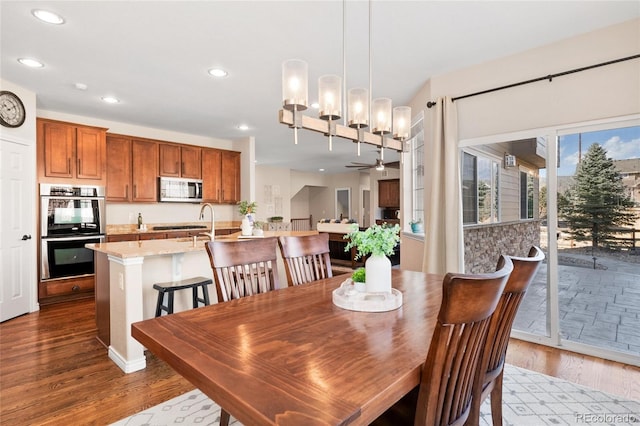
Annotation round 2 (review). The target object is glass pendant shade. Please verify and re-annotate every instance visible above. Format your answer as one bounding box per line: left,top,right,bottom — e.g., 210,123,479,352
318,75,342,120
282,59,308,111
372,98,392,135
348,88,369,128
392,106,411,140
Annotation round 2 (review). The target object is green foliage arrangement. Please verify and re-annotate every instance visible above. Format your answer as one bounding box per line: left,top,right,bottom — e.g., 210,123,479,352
344,223,400,260
237,201,257,215
253,221,265,230
351,267,366,283
269,216,283,222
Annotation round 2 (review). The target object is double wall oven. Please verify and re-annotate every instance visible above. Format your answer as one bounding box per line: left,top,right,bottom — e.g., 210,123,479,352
40,184,105,280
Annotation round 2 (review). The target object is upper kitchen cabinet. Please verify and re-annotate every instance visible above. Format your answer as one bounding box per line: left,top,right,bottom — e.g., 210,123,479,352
159,143,202,179
378,178,400,208
202,148,240,204
37,118,107,184
106,134,158,202
131,139,159,202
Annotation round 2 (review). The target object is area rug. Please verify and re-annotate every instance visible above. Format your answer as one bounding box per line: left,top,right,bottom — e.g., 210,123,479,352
112,364,640,426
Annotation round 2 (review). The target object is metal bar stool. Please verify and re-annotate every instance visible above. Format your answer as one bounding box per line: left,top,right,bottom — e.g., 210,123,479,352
153,276,212,317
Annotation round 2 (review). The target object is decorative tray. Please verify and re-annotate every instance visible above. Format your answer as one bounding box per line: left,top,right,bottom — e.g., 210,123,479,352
332,279,402,312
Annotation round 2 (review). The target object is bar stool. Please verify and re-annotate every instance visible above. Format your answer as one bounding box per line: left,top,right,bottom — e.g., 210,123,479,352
153,276,212,317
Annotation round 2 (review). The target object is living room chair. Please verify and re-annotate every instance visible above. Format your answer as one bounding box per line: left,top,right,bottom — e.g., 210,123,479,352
371,256,513,426
277,233,333,286
469,246,545,426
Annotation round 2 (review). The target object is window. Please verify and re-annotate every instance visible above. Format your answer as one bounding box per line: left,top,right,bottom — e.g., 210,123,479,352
520,171,534,219
462,151,500,225
409,113,424,225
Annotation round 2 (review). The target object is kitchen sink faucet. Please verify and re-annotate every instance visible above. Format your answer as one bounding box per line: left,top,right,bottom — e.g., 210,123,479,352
198,203,215,240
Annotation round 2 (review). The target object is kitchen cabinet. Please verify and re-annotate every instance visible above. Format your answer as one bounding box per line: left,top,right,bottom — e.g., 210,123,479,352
37,118,107,184
106,135,158,202
202,148,241,204
107,234,138,242
132,140,159,202
39,276,94,305
105,135,132,201
378,179,400,208
159,143,202,179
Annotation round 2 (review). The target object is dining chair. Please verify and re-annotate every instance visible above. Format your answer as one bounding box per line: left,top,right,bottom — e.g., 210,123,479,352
205,237,281,426
469,246,545,426
277,233,332,286
204,237,281,303
371,256,513,426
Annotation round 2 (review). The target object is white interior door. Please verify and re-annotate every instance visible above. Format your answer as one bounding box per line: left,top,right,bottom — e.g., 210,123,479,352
1,138,35,322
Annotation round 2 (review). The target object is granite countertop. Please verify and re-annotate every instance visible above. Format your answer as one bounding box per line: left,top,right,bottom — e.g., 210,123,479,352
106,221,242,235
88,230,318,258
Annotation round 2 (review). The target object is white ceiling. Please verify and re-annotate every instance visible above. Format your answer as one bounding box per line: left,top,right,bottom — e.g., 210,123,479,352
2,1,638,173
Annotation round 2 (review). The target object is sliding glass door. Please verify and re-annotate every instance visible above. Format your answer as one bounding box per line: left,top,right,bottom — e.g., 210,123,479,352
461,116,640,366
552,123,640,359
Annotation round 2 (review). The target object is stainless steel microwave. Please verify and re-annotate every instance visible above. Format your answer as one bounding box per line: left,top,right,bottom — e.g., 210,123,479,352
159,177,203,202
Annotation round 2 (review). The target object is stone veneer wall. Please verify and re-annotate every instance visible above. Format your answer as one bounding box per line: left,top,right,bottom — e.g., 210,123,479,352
464,220,541,274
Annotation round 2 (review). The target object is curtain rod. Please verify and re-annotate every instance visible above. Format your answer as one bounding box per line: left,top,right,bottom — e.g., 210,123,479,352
426,53,640,108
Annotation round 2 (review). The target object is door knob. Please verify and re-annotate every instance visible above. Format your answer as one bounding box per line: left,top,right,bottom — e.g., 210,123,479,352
21,234,32,241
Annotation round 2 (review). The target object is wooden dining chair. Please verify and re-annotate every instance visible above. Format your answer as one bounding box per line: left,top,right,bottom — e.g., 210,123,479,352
205,237,281,426
468,246,545,426
205,237,281,303
277,233,333,286
371,256,513,426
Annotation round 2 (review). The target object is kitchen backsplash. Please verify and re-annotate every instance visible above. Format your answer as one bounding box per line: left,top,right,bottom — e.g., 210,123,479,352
106,203,237,225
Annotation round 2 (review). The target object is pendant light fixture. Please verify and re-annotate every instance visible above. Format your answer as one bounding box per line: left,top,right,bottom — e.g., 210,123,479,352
318,74,342,151
279,0,411,157
281,59,308,145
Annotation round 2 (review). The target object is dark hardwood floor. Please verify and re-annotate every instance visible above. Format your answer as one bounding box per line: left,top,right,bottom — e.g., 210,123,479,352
1,297,639,425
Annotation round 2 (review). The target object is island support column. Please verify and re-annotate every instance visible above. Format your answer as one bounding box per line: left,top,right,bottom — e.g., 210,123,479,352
107,255,146,373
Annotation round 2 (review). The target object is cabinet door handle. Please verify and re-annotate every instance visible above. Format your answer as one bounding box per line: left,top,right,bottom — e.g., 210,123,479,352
181,162,185,175
21,234,32,241
176,161,179,174
68,158,71,174
78,158,82,175
72,285,80,292
133,184,137,198
125,185,129,199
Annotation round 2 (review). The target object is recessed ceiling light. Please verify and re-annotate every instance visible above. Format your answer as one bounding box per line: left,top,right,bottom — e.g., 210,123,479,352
32,9,65,24
311,102,320,109
319,168,325,172
101,96,120,104
208,68,228,78
74,83,88,91
18,58,44,68
237,124,249,131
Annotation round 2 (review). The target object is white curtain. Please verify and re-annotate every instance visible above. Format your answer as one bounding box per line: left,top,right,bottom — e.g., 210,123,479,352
422,97,465,274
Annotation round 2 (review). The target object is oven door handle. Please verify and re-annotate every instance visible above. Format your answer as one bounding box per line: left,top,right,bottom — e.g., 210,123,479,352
42,235,105,242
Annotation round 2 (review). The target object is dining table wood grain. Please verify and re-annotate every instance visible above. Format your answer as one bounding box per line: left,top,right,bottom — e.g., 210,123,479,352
131,269,443,425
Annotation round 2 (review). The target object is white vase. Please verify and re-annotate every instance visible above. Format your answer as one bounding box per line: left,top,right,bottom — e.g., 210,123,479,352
354,281,366,292
365,254,392,293
241,215,253,236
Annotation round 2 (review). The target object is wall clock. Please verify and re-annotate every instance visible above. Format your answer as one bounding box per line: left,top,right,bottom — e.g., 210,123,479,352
0,90,26,128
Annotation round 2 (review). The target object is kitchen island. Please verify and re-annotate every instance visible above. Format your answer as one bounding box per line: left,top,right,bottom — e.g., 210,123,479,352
87,230,318,373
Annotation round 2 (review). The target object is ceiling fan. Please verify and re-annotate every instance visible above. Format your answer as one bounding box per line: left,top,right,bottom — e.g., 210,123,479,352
345,158,400,171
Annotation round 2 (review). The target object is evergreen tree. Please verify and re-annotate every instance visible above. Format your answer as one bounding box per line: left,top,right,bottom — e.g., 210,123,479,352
560,144,636,248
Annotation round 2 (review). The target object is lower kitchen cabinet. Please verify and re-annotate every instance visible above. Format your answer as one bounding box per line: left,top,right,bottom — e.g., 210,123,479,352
39,275,95,305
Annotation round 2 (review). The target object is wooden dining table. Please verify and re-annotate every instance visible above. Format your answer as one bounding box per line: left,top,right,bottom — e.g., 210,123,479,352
131,269,443,425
